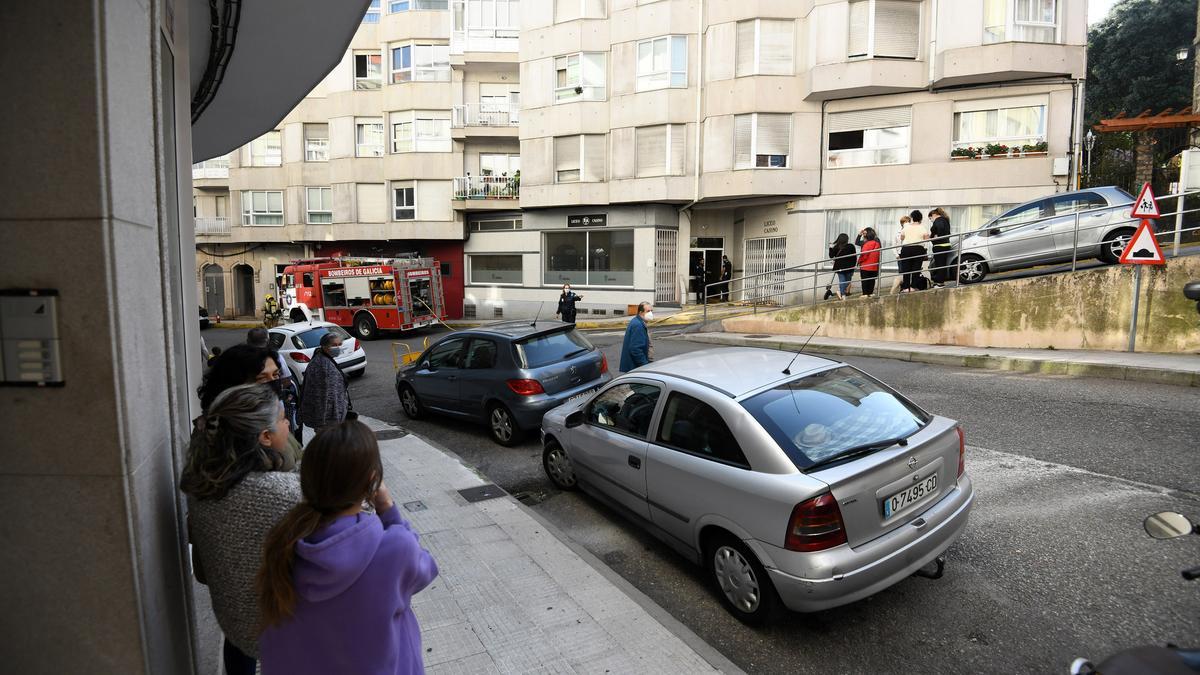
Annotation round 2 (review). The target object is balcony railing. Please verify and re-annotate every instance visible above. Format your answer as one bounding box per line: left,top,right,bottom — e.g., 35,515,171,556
195,217,231,235
192,158,230,179
450,29,519,54
452,103,519,128
453,175,519,200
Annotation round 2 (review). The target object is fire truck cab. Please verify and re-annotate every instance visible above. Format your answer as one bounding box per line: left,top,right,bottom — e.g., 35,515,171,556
279,257,447,340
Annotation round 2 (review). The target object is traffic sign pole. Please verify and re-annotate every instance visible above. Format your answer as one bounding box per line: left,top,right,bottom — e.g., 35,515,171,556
1128,265,1142,352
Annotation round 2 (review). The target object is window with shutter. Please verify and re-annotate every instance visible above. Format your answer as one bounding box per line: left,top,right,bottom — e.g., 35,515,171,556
636,126,667,177
848,0,870,57
304,124,329,162
391,111,413,153
357,184,387,223
827,107,912,168
985,0,1058,44
306,187,333,224
669,124,686,175
733,115,753,169
556,136,581,182
583,134,606,182
755,114,790,167
356,119,384,157
849,0,920,59
758,20,794,75
735,20,755,77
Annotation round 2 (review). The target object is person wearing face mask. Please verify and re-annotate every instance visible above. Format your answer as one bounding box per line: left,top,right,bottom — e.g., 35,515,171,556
248,328,302,442
619,301,654,372
197,343,301,470
299,332,351,436
555,284,583,324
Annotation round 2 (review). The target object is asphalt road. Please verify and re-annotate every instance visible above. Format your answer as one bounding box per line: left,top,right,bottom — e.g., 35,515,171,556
202,324,1200,673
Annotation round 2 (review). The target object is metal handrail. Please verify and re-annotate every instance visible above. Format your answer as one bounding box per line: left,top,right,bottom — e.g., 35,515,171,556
703,188,1200,323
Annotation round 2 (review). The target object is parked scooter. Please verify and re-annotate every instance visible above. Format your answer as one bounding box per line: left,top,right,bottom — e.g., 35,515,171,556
1069,512,1200,674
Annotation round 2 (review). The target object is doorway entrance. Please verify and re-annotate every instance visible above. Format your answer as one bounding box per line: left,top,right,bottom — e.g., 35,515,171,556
233,264,255,318
202,264,225,316
688,237,723,304
743,236,786,303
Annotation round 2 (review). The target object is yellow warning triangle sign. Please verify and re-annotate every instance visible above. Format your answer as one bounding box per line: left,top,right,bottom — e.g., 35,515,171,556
1118,220,1166,265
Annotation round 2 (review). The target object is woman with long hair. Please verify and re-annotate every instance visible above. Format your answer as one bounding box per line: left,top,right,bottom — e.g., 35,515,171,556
928,207,953,288
828,232,857,300
181,384,301,675
258,421,438,675
197,343,299,470
855,227,882,297
898,210,930,292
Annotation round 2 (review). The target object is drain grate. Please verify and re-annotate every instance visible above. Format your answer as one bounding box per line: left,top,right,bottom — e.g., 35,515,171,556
743,334,772,339
403,500,426,512
374,429,408,441
458,484,506,503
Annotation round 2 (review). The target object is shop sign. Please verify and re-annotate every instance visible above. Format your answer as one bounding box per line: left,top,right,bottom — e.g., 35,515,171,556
567,214,607,227
762,219,779,234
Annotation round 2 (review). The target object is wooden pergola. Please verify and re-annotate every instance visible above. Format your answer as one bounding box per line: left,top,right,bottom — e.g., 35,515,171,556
1094,107,1200,132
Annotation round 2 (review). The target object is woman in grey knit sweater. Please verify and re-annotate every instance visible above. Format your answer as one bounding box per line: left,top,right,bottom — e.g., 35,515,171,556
181,384,301,675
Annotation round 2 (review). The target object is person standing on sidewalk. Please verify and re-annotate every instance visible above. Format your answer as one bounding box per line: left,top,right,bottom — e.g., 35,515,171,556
555,284,583,324
928,207,953,288
856,227,882,297
248,328,302,442
181,384,301,675
898,211,930,293
198,343,301,470
719,255,733,301
619,301,653,372
299,332,350,435
257,421,439,675
829,233,857,300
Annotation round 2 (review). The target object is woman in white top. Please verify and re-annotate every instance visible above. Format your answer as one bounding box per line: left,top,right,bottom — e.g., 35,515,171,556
898,211,930,292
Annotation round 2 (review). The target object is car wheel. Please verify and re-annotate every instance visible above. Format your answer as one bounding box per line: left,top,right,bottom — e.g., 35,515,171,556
487,403,521,447
542,440,577,490
706,533,780,626
1100,228,1136,264
957,254,988,284
353,313,378,340
289,308,306,323
398,384,424,419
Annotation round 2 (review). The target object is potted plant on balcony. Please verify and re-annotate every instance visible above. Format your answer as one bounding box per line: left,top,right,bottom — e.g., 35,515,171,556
984,143,1010,158
511,170,520,198
951,147,979,160
1019,141,1049,157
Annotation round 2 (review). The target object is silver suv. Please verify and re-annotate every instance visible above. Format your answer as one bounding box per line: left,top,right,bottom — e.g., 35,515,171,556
956,186,1136,284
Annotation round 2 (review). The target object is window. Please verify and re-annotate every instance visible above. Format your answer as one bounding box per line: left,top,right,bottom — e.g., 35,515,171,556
735,19,794,77
554,53,606,103
244,131,282,167
306,187,332,224
657,392,748,466
363,0,381,23
848,0,921,59
462,339,498,369
426,338,466,368
480,153,520,176
390,111,452,153
733,113,791,169
515,328,594,368
393,183,416,220
587,383,662,438
356,118,385,157
469,217,523,232
241,191,283,225
555,0,606,22
740,366,928,470
544,229,633,286
636,36,687,91
555,135,606,182
826,107,911,168
635,124,686,177
953,104,1046,150
469,254,523,284
354,53,382,90
303,124,328,162
293,325,352,349
454,0,521,38
391,0,449,11
991,201,1048,230
390,43,451,82
984,0,1058,44
1050,192,1109,216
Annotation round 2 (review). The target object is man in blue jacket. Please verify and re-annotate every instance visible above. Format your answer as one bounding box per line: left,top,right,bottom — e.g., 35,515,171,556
619,301,653,372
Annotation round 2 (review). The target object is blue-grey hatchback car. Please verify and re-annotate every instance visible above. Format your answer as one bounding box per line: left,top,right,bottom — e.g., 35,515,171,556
395,321,611,445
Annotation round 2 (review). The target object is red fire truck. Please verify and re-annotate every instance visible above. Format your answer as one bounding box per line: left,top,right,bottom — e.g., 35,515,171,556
279,257,447,340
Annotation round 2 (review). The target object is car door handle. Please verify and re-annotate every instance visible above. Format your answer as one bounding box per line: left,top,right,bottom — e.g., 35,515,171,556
628,455,641,469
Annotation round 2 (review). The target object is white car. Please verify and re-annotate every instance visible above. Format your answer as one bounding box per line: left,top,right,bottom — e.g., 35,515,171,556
267,321,367,385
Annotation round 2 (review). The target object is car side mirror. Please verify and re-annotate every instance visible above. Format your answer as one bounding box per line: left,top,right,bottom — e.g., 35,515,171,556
565,410,584,428
1145,511,1195,539
989,228,1001,237
421,360,432,370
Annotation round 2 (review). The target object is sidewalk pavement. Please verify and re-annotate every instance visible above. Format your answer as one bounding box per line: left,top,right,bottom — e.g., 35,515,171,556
680,333,1200,387
357,416,741,674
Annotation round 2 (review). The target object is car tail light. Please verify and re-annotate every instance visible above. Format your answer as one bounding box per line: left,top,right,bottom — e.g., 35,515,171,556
784,494,847,552
290,352,311,363
506,379,545,396
599,353,608,374
956,426,966,479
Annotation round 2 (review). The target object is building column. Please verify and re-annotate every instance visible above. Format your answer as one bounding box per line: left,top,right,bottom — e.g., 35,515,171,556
1134,131,1156,189
0,0,200,672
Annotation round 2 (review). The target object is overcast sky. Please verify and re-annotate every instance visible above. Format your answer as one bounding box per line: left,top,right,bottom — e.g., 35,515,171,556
1089,0,1120,24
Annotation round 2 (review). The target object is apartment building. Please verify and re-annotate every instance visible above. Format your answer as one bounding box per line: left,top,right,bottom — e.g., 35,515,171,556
196,0,1087,321
194,0,522,319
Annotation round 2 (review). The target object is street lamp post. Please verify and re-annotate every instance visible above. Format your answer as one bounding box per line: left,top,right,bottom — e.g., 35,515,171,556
1085,129,1096,187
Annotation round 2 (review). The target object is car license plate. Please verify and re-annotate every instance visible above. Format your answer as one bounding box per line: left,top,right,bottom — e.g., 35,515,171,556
568,387,597,403
883,474,938,519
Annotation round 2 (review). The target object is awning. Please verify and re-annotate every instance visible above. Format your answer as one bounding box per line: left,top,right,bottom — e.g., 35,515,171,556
190,0,370,161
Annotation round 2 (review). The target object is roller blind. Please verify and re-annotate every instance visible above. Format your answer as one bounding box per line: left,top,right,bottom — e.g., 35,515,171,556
848,0,870,57
734,114,753,168
356,183,386,223
556,136,580,172
875,1,920,59
757,114,791,157
583,134,606,182
735,20,755,77
758,19,794,75
829,106,912,132
669,124,686,175
636,125,667,177
416,181,451,221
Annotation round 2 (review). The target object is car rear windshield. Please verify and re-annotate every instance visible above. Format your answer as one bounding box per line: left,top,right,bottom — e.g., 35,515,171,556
293,325,352,349
514,329,593,369
740,366,930,470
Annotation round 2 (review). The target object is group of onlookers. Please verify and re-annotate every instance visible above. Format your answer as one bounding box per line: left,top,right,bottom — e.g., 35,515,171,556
827,208,955,300
184,329,437,674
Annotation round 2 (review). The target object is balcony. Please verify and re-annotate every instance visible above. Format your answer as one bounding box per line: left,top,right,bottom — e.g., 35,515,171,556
450,29,519,56
192,158,230,180
449,0,520,57
195,217,231,236
452,103,519,128
453,175,519,209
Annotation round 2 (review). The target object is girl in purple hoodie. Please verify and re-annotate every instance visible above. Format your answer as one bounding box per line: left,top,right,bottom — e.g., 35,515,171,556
257,421,438,674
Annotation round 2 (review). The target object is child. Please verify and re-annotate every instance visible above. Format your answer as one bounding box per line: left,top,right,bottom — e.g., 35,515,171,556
258,421,438,674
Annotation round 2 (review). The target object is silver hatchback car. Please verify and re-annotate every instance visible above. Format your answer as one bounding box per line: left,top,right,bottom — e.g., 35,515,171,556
540,347,974,624
956,186,1136,284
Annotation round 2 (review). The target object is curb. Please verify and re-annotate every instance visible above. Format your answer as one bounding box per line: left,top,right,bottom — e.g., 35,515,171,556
677,334,1200,388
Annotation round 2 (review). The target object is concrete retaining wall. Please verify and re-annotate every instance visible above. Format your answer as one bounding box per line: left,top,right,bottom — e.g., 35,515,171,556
722,256,1200,354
